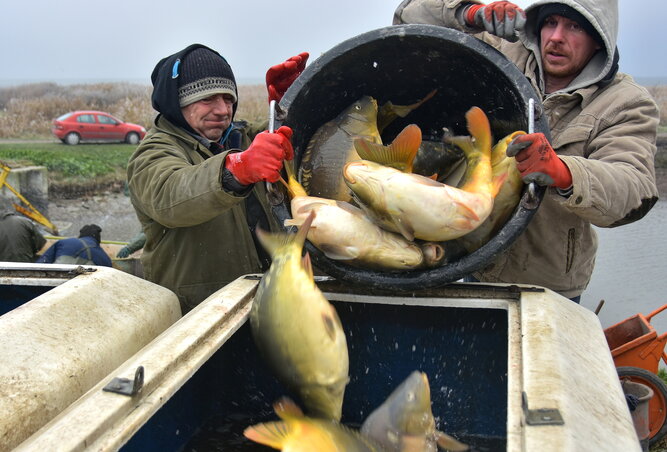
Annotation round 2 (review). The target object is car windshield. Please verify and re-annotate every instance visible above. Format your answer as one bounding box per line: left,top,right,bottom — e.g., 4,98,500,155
56,112,74,121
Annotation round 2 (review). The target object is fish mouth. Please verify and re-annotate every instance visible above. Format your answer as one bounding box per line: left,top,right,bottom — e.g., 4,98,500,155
343,162,365,184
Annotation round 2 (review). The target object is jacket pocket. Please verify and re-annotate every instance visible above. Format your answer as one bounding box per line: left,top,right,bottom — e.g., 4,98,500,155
565,228,576,273
552,125,591,155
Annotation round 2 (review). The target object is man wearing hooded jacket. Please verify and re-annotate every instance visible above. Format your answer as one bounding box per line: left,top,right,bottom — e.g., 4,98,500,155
127,44,308,313
393,0,659,302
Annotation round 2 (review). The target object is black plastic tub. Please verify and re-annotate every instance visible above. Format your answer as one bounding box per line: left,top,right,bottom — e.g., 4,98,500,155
272,24,549,291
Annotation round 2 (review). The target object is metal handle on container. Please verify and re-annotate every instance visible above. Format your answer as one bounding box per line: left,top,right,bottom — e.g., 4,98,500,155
526,98,537,202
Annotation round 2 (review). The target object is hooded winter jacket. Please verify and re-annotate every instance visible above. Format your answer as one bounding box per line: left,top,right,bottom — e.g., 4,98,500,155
128,44,280,312
394,0,659,298
0,211,46,262
127,116,279,312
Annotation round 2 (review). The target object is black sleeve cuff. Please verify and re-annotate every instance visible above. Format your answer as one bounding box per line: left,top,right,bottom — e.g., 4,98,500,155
222,167,252,194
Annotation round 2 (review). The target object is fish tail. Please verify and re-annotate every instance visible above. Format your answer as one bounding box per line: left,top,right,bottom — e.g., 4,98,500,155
353,124,422,172
465,107,492,157
243,421,291,449
257,211,315,257
283,159,308,198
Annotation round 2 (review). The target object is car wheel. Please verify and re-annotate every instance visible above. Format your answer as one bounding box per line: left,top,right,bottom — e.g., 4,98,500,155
65,132,80,145
125,132,140,145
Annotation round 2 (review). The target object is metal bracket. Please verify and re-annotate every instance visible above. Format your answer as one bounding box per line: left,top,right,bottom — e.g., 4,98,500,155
103,366,144,396
522,392,564,426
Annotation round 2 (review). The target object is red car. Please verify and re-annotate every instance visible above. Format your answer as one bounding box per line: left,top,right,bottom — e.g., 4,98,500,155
52,110,146,145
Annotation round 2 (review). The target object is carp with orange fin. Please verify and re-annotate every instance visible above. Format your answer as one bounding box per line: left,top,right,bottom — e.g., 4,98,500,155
250,212,349,421
457,130,526,252
299,90,437,203
361,371,468,452
244,397,387,451
282,160,444,270
345,107,501,242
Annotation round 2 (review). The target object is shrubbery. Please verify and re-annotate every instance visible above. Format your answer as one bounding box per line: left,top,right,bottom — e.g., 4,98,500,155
0,83,267,139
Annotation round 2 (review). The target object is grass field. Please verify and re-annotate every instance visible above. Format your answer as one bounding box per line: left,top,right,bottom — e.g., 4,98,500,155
0,142,133,197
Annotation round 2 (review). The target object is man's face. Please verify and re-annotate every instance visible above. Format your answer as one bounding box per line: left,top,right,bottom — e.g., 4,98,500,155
540,15,601,87
181,93,235,141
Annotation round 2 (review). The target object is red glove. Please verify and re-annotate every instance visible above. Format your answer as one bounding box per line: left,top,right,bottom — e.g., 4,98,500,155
225,126,294,185
266,52,309,103
464,2,526,41
506,133,572,189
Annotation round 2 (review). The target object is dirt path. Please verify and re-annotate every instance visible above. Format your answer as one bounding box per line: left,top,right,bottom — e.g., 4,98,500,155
47,192,141,242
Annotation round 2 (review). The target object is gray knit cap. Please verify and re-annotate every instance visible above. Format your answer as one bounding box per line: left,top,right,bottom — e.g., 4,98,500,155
177,47,238,107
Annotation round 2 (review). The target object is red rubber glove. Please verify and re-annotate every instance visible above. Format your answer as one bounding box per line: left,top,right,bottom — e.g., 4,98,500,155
266,52,309,103
225,126,294,185
506,133,573,189
464,2,526,41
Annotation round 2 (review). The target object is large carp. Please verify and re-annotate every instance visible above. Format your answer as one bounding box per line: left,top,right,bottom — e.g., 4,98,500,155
244,397,387,451
282,156,444,270
458,130,526,252
250,212,349,421
361,372,468,452
300,91,436,203
345,107,501,242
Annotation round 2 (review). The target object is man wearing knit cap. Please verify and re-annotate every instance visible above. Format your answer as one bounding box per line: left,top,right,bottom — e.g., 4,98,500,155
127,44,308,313
394,0,659,303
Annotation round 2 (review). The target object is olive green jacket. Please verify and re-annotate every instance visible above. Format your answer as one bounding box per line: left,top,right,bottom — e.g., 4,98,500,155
127,116,280,312
394,0,659,298
0,211,46,262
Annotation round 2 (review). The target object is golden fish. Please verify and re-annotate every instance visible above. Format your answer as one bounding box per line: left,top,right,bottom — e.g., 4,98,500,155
458,130,526,252
244,397,387,451
282,160,444,270
250,212,349,421
345,107,500,242
361,372,468,452
299,91,436,203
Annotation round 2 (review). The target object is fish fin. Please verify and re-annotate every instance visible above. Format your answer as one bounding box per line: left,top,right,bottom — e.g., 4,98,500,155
412,174,446,188
435,430,470,451
377,89,437,132
295,201,329,215
393,218,416,242
334,200,364,215
491,171,509,198
465,106,492,157
353,137,385,162
319,243,360,260
284,218,304,228
295,211,315,247
387,124,422,172
255,228,288,257
274,397,306,419
354,124,421,171
243,421,291,448
445,135,475,156
302,252,314,279
455,201,480,222
428,173,439,181
257,211,315,256
322,307,340,341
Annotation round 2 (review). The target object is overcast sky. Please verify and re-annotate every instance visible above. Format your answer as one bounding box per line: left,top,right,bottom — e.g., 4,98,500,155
2,0,665,86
